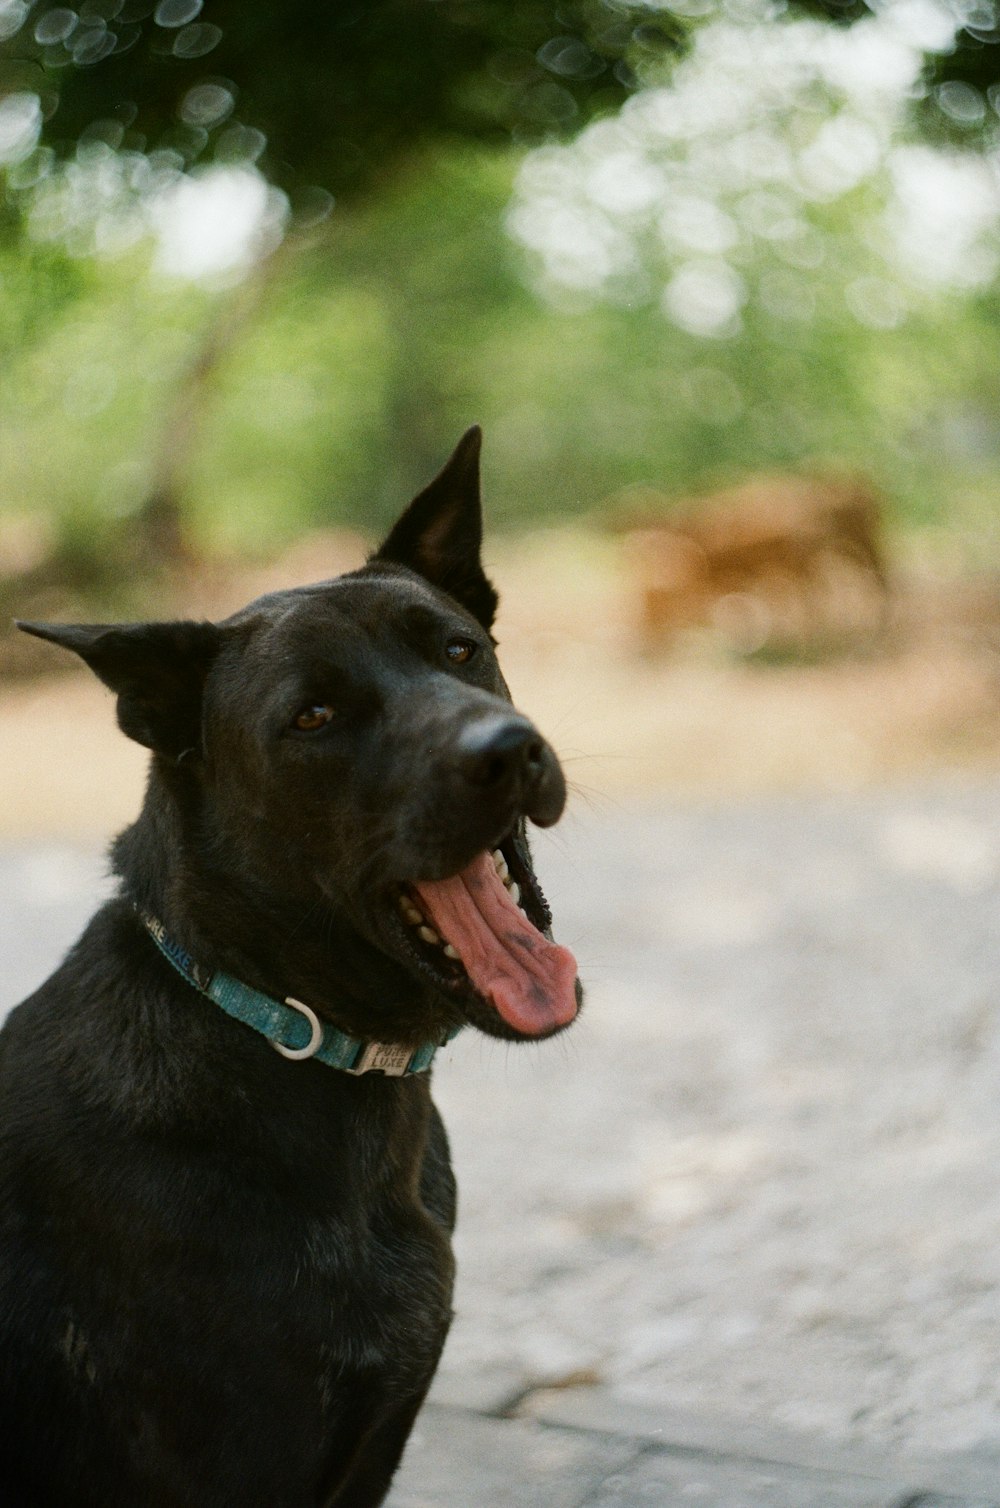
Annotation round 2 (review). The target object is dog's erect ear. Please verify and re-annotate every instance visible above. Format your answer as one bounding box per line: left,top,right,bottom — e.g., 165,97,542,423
372,425,499,629
16,619,221,759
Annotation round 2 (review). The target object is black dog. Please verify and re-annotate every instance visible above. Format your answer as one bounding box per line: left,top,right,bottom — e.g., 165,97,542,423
0,427,580,1508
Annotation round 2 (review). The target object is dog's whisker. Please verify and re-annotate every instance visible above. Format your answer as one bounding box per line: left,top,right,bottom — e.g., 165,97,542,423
566,782,626,817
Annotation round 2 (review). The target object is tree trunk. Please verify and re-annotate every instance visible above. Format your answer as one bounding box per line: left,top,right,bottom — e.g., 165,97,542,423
135,235,300,565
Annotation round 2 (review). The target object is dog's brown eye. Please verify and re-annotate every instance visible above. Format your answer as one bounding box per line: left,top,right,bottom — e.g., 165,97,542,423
446,639,476,665
292,704,335,732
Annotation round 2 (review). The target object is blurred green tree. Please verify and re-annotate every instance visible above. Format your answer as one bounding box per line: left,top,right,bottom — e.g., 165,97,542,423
3,0,1000,625
0,0,682,565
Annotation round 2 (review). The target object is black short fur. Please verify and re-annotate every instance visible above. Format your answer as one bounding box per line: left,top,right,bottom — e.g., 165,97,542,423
0,428,579,1507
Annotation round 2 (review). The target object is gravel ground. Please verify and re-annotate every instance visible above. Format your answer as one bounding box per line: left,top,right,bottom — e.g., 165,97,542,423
4,781,1000,1460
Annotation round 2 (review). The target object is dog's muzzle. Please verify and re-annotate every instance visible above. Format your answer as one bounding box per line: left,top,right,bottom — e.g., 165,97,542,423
455,713,566,828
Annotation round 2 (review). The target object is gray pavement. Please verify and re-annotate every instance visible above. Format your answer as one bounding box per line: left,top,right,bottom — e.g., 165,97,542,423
6,781,1000,1502
388,1386,1000,1504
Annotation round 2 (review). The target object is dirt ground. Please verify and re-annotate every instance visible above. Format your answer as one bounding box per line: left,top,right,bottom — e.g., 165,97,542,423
3,528,1000,838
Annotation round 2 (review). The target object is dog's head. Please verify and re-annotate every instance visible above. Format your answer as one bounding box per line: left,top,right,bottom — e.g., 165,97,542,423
19,429,580,1046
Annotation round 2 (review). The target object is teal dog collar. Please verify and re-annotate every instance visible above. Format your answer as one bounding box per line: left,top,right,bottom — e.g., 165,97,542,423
141,913,459,1075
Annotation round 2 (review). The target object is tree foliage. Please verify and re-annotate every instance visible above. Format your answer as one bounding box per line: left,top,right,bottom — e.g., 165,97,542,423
0,0,682,203
790,0,1000,147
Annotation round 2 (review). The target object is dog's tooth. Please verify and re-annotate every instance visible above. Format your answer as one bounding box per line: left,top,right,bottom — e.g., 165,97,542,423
494,852,508,880
508,882,520,904
418,925,441,945
402,901,423,924
442,943,459,960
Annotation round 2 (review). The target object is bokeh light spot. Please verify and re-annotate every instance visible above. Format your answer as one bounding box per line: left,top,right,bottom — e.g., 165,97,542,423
845,275,906,328
289,184,334,229
153,0,200,26
214,122,265,164
935,80,986,126
172,20,221,58
71,22,117,65
79,117,125,149
0,92,41,165
522,81,579,126
487,48,539,86
149,165,288,279
537,36,606,81
112,23,141,52
62,362,118,418
0,0,28,42
660,194,738,256
662,261,746,338
33,7,77,44
178,82,235,128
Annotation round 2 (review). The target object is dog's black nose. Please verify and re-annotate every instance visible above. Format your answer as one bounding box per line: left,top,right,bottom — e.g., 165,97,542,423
460,715,541,786
457,714,566,826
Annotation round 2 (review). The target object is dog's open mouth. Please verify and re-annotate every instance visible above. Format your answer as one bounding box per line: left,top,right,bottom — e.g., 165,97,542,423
392,838,578,1039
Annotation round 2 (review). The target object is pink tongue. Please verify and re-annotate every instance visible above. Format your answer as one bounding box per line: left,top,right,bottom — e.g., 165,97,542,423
412,852,578,1037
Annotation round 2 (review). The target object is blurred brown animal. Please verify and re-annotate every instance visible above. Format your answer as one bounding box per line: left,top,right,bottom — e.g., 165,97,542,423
620,474,889,653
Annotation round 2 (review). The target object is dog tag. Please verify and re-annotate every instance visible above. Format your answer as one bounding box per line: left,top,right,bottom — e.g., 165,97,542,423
348,1042,414,1076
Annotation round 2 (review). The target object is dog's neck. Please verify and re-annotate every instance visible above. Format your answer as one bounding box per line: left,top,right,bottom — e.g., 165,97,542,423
140,911,456,1075
111,782,459,1052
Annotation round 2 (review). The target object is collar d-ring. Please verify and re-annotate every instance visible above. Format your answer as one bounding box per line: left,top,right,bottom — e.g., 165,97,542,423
139,911,461,1073
273,997,323,1060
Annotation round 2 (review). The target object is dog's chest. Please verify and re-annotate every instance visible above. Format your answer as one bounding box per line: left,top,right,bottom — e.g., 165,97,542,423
303,1191,455,1365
